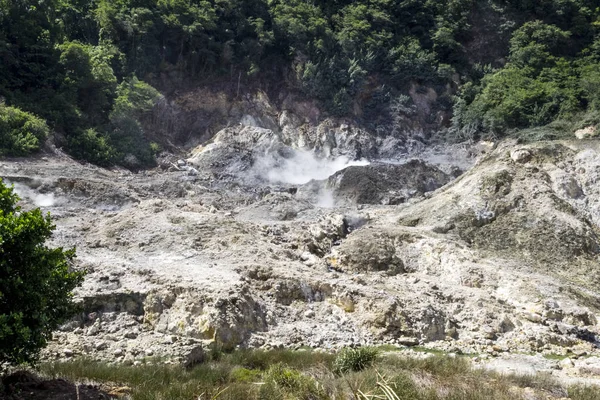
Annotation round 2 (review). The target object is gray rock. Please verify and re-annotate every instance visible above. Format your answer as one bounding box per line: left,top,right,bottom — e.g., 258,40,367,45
124,331,138,339
95,341,108,351
559,358,574,369
183,346,206,369
510,149,532,163
397,337,419,346
523,312,543,323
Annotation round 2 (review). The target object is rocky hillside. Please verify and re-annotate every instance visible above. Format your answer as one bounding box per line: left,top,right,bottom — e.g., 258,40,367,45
2,122,600,381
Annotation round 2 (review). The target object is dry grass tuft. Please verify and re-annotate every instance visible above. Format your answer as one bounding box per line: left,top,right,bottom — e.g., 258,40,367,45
28,347,600,400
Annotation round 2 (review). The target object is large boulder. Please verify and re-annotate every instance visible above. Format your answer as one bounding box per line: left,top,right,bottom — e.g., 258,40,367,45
326,160,452,205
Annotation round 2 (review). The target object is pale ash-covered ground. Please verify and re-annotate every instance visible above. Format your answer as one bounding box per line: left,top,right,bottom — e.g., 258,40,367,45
2,128,600,384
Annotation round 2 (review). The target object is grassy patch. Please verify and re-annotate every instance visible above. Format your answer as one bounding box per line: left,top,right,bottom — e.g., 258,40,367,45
543,353,571,361
411,346,449,356
333,347,379,374
31,348,600,400
376,344,403,352
569,385,600,400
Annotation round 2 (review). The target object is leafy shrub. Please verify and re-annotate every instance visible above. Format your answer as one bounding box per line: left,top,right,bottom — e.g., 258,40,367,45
108,115,156,168
68,128,116,166
0,180,84,364
333,347,379,375
508,21,571,70
104,76,160,168
0,105,49,156
112,76,160,117
580,64,600,110
229,367,261,383
388,37,440,87
58,42,118,127
260,363,325,399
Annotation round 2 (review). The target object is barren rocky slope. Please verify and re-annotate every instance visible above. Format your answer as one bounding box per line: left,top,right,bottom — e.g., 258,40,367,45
2,126,600,382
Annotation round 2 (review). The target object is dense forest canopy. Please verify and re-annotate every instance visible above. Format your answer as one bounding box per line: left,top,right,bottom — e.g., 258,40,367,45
1,0,599,166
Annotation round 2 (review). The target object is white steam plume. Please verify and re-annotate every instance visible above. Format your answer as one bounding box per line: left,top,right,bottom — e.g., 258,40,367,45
11,183,57,207
254,148,369,185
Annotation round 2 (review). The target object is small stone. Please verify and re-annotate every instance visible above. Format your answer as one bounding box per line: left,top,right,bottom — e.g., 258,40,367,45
560,358,574,369
124,331,138,339
510,149,532,163
574,126,597,140
183,346,206,369
304,310,316,318
523,312,543,323
95,341,108,351
114,348,124,357
301,252,318,267
63,349,74,357
555,322,576,335
573,349,588,358
397,337,419,346
86,324,100,336
145,349,154,357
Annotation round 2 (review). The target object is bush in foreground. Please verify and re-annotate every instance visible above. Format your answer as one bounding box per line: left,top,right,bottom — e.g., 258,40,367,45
0,180,84,364
333,347,379,374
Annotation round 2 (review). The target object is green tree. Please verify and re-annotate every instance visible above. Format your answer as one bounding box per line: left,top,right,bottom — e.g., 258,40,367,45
0,180,84,364
58,42,118,126
108,76,161,167
0,104,50,156
508,21,571,70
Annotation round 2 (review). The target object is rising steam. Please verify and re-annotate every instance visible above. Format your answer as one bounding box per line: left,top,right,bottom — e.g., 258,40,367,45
253,148,369,185
11,183,57,207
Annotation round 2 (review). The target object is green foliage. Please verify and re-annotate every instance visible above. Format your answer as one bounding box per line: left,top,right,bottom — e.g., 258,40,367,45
508,21,571,71
2,0,600,160
108,77,161,168
0,180,84,364
580,63,600,110
229,367,260,383
59,42,118,126
260,363,326,400
37,348,596,400
68,128,116,167
388,37,440,87
112,76,160,117
569,385,600,400
109,116,155,168
0,105,49,156
455,12,600,138
333,347,379,375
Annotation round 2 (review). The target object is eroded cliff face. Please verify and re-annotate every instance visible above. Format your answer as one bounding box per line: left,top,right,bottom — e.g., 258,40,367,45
144,87,444,161
2,112,600,379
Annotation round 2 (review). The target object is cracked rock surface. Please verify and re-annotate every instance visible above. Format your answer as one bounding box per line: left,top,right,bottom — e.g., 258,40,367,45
1,131,600,383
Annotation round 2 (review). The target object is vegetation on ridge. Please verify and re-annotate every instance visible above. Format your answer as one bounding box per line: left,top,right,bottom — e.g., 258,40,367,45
1,0,600,165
